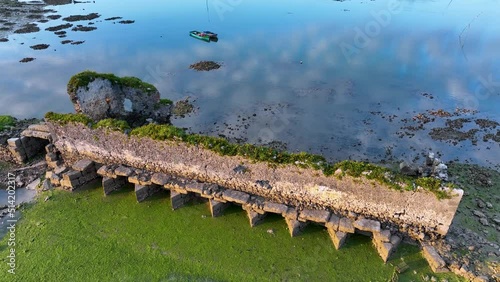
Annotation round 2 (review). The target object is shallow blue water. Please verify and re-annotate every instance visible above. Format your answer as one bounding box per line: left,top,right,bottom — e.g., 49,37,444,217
0,0,499,167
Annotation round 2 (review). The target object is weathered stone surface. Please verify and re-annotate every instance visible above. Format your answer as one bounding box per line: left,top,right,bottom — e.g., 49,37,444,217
284,217,307,237
262,201,289,215
135,184,160,203
243,206,267,227
72,159,94,172
325,214,340,231
27,123,50,133
184,182,205,194
373,238,394,263
421,242,448,273
222,190,250,204
151,172,172,186
353,218,381,233
209,199,229,217
54,166,68,175
338,217,355,233
7,137,22,147
68,73,171,123
390,235,401,248
327,228,347,250
170,190,191,210
373,229,391,243
298,209,330,223
21,129,52,140
102,176,126,195
115,165,133,177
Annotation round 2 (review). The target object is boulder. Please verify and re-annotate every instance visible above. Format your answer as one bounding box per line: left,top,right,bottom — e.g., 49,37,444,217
67,71,172,124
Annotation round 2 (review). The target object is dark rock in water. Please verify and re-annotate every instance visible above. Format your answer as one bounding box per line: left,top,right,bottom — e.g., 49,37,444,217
71,26,97,32
189,61,221,71
19,57,35,63
30,44,49,50
67,71,172,125
14,23,40,34
63,13,100,22
118,20,134,24
0,38,8,42
45,23,72,32
400,161,418,176
105,17,122,21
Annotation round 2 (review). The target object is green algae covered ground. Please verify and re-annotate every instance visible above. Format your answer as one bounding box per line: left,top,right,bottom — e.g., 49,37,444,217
0,183,463,282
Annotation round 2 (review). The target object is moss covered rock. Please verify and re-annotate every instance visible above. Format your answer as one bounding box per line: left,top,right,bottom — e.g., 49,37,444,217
67,71,171,125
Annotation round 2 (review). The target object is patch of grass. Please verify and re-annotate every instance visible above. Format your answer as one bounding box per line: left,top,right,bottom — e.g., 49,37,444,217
44,112,93,126
0,186,464,281
159,98,173,105
93,118,130,132
67,71,157,96
0,115,16,131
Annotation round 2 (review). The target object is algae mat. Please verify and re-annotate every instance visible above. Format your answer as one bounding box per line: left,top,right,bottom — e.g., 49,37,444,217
0,184,462,281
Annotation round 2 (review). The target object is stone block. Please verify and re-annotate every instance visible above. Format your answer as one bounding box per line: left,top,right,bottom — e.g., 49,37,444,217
209,199,229,217
151,172,172,185
338,217,355,233
299,209,331,223
97,165,110,177
373,229,391,243
262,201,289,215
46,152,58,162
54,166,68,175
27,123,50,132
284,217,307,237
72,159,95,172
353,218,381,233
244,207,267,227
114,165,133,177
103,176,127,195
421,242,448,273
325,214,340,231
327,228,347,250
63,170,82,181
184,182,204,194
390,235,402,248
135,184,161,203
222,189,250,204
171,190,191,210
7,137,22,147
373,238,394,263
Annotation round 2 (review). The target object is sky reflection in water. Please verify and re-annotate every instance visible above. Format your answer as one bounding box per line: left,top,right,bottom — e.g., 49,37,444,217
0,0,499,167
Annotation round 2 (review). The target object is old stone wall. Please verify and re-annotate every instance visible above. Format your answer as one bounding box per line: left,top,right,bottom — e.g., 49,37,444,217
46,122,463,239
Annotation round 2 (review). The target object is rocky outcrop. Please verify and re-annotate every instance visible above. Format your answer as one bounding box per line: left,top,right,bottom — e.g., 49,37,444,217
67,71,171,124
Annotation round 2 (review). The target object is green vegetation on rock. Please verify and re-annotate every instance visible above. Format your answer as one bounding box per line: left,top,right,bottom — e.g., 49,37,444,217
44,113,454,199
0,186,464,281
44,112,93,126
0,115,16,131
67,70,158,95
159,98,173,105
94,118,130,132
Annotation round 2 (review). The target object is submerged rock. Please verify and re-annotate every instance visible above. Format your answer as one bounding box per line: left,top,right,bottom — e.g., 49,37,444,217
67,71,172,125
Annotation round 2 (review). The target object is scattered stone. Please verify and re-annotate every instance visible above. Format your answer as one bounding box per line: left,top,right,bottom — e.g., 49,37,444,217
267,228,275,235
14,23,40,34
45,23,72,32
105,17,122,21
479,218,489,226
255,180,272,189
30,44,49,50
172,99,194,117
473,210,486,218
189,61,221,71
19,57,35,63
63,13,100,22
233,165,248,174
71,26,97,32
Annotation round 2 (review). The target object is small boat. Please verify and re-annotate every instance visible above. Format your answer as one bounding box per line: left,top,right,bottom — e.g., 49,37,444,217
189,30,218,42
203,31,218,38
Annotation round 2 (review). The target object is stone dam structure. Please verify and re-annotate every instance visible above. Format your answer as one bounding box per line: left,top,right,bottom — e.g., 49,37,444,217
4,120,464,273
